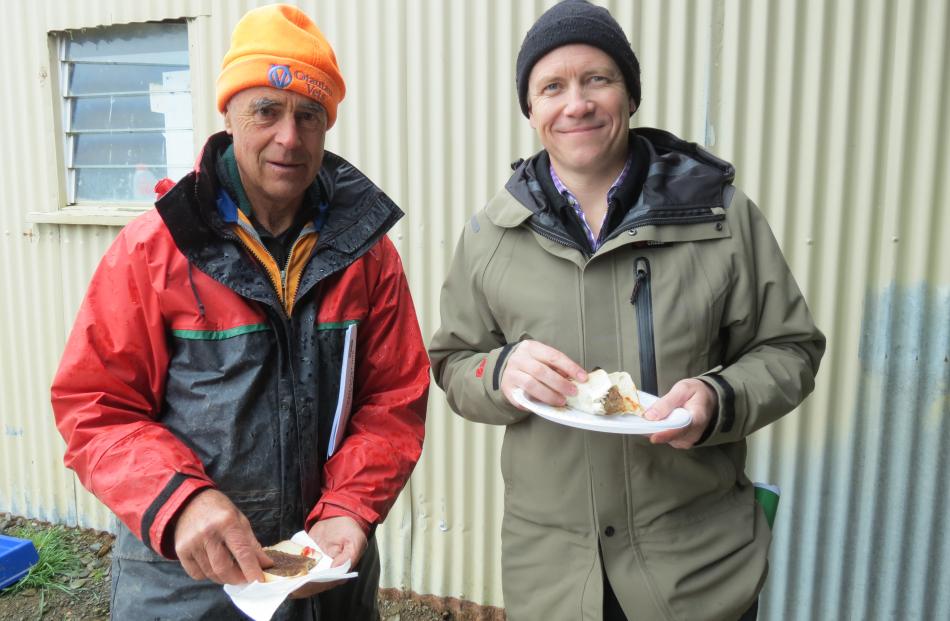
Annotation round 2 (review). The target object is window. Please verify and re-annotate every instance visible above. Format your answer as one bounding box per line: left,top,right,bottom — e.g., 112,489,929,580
60,21,193,204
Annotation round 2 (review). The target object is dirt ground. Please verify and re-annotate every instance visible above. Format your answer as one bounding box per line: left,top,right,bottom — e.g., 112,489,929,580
0,513,459,621
0,514,111,620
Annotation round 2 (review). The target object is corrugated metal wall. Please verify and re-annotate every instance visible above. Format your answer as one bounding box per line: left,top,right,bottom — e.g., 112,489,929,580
0,0,946,618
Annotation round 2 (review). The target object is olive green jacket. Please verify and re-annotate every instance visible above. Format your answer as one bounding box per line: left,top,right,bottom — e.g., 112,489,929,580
429,128,824,621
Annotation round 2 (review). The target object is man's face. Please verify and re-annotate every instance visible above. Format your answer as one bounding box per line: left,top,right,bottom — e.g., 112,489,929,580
224,86,327,211
527,44,634,176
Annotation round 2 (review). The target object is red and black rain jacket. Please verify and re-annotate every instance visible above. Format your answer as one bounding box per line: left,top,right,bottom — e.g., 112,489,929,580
51,132,429,559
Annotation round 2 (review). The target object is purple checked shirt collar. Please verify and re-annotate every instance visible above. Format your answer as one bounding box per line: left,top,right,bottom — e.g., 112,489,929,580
550,153,632,251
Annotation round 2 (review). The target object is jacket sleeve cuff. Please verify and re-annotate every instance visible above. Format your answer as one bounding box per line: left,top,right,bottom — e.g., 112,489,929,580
143,474,216,559
483,342,530,422
693,401,719,446
695,372,738,446
306,499,373,535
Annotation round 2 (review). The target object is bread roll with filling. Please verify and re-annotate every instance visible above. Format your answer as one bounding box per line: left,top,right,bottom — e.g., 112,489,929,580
261,540,321,582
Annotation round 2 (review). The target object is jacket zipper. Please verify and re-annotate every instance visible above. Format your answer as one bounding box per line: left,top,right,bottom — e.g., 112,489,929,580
196,185,298,524
280,236,306,313
526,221,586,253
630,257,658,395
242,234,286,303
229,215,313,317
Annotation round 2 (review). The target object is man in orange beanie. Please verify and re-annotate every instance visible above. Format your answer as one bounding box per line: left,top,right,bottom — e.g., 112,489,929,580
51,4,429,619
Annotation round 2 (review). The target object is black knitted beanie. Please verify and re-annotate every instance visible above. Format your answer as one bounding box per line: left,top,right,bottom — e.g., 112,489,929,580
515,0,641,117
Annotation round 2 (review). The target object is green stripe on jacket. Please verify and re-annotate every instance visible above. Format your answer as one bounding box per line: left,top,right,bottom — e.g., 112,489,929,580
315,320,360,331
172,319,358,340
171,324,271,340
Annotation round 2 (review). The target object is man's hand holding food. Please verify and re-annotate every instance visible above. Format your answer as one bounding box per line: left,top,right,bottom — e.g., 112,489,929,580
500,340,587,407
174,489,273,585
174,490,365,598
289,515,367,598
500,340,717,449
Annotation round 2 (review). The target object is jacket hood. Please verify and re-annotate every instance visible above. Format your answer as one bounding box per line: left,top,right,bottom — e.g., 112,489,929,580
499,127,735,235
155,131,403,310
157,131,402,258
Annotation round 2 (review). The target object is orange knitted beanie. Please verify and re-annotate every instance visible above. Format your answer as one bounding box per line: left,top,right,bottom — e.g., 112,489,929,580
216,4,346,128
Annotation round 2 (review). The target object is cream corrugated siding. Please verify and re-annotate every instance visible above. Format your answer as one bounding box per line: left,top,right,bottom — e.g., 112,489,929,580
709,0,950,619
1,0,947,617
0,0,73,527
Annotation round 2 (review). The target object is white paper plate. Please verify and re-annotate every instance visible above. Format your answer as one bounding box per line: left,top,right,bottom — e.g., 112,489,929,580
512,388,692,435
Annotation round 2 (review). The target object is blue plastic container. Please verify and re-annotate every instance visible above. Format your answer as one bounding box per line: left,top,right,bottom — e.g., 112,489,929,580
0,534,39,590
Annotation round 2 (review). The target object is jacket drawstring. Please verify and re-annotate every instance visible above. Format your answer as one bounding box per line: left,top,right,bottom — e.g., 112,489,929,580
187,263,206,319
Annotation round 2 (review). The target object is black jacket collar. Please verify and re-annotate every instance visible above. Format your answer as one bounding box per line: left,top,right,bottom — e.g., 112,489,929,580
155,132,403,311
530,139,651,254
505,127,734,253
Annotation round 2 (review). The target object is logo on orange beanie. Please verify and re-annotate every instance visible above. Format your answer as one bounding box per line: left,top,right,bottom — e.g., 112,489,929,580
267,65,293,89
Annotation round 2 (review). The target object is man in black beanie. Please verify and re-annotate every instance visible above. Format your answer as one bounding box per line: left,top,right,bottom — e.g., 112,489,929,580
430,2,824,621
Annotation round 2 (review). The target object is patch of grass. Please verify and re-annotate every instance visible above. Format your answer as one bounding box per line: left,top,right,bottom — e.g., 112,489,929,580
2,525,82,595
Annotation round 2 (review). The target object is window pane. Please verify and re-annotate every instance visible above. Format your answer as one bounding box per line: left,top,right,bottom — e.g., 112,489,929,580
69,63,188,96
76,166,170,202
61,21,192,204
70,90,192,132
148,71,192,128
65,22,188,65
72,130,193,167
70,95,166,131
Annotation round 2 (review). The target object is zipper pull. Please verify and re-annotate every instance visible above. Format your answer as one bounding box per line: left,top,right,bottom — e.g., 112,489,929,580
630,258,648,304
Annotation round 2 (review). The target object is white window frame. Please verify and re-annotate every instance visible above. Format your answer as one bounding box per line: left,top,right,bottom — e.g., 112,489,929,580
64,20,192,206
29,16,210,226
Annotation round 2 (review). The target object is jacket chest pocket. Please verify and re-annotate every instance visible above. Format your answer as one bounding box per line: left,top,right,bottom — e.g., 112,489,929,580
631,244,732,387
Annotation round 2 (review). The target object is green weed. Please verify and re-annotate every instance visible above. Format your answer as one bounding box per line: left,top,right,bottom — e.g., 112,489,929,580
1,525,82,595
